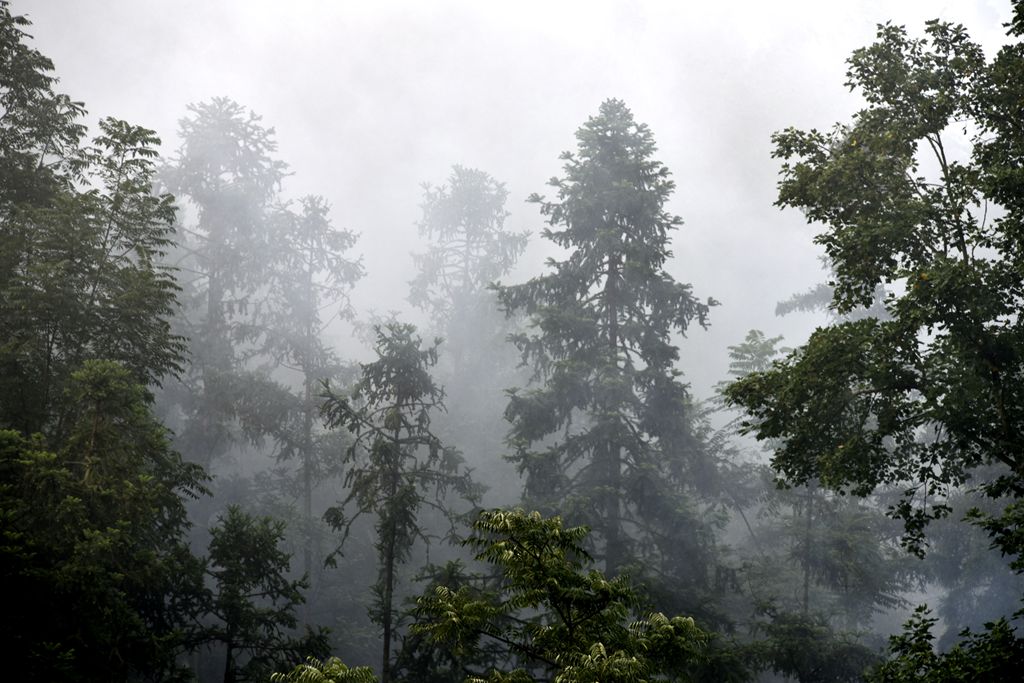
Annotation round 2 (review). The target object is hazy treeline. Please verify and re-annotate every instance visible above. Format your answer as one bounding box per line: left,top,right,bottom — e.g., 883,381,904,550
3,1,1024,682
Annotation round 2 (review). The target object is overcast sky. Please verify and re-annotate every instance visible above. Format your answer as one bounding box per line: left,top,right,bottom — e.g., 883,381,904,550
16,0,1014,396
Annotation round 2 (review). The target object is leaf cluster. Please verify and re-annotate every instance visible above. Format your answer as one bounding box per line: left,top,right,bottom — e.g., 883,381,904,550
412,509,708,682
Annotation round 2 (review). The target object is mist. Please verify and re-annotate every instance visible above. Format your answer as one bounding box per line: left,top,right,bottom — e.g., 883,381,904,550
20,0,1007,393
4,1,1024,681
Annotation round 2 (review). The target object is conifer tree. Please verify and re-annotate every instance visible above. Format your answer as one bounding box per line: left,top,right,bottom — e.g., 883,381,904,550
496,99,716,575
322,323,478,683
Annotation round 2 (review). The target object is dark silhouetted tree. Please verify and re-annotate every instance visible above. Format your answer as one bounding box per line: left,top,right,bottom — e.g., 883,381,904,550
1,361,208,682
203,505,329,683
322,323,479,683
496,99,716,576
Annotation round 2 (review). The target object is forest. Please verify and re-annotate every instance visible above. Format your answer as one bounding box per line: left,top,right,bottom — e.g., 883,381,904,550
2,0,1024,681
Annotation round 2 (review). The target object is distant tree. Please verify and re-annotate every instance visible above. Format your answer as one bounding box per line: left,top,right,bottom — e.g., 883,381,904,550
412,509,708,683
774,259,889,321
159,96,287,468
754,609,880,682
409,166,528,505
322,323,479,683
723,333,912,625
0,9,327,681
409,165,527,366
495,99,716,576
919,480,1024,647
203,505,330,683
257,194,363,578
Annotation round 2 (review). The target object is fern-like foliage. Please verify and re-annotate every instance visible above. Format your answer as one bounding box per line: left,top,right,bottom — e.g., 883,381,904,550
272,657,378,683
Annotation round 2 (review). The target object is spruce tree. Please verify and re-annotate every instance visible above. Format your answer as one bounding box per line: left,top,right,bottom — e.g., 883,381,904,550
322,323,478,683
496,99,716,575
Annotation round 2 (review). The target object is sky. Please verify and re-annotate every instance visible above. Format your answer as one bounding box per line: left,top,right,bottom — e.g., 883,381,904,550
15,0,1015,397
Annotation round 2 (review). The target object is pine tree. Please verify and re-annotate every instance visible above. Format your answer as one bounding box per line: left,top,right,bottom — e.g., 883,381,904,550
322,323,479,683
496,99,716,575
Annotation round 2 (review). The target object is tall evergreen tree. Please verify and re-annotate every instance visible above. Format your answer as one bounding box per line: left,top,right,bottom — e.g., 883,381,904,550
260,194,363,580
409,166,528,504
322,323,479,683
409,165,527,368
204,505,330,683
496,99,716,575
159,97,287,468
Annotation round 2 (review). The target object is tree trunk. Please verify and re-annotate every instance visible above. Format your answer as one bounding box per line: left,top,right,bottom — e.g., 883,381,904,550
380,440,401,683
223,641,235,683
602,252,623,575
381,530,396,683
300,261,318,614
302,374,314,584
802,485,815,615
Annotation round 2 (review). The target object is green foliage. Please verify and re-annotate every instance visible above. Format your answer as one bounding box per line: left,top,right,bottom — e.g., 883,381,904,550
1,361,208,682
754,610,879,682
724,7,1024,677
0,0,85,205
724,330,787,380
0,12,185,434
718,331,908,680
868,605,1024,682
204,505,330,683
273,656,379,683
413,509,708,683
724,13,1024,560
496,98,717,577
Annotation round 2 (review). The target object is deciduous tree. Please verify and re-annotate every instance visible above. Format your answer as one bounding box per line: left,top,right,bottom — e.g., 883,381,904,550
725,4,1024,675
413,509,708,683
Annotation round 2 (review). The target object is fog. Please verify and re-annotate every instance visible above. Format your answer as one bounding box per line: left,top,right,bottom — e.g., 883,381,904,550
7,1,1024,681
21,0,1010,394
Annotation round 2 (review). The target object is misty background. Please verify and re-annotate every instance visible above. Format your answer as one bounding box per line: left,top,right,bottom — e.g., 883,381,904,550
20,0,1012,397
7,1,1024,680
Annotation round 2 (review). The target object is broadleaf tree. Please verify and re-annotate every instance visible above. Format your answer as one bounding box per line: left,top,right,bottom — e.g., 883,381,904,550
0,101,184,435
724,4,1024,674
412,509,709,683
1,361,209,683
